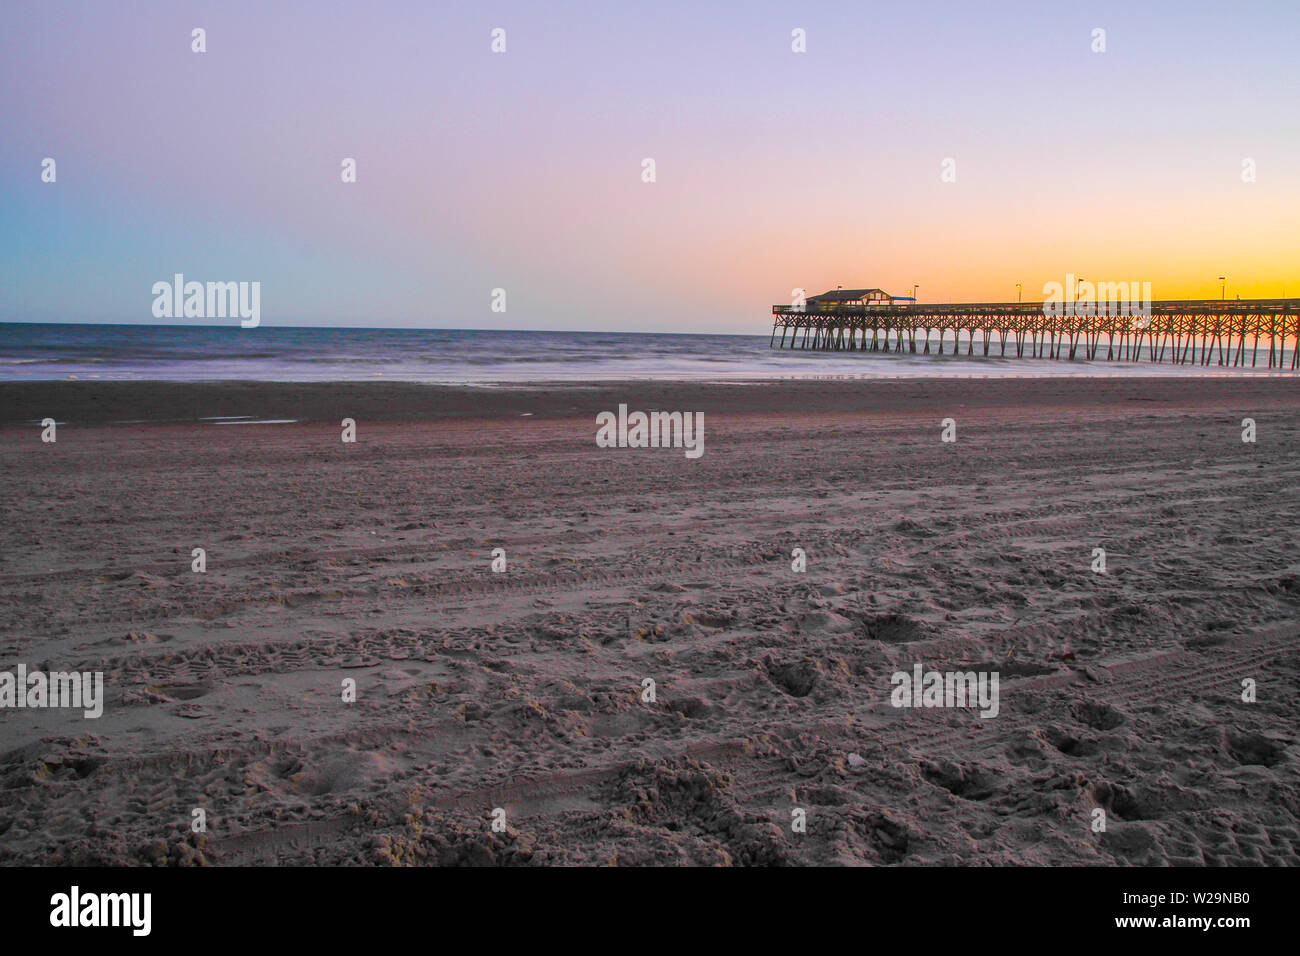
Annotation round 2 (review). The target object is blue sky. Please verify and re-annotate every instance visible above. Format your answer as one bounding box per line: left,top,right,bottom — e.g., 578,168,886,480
2,0,1297,331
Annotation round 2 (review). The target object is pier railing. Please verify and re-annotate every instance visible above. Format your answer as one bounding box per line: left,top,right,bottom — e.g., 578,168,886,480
769,300,1300,368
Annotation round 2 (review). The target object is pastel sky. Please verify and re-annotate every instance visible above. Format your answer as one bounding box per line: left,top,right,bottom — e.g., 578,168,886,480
2,0,1298,332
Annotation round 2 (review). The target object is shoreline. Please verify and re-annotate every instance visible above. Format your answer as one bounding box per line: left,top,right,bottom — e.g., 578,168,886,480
4,375,1300,426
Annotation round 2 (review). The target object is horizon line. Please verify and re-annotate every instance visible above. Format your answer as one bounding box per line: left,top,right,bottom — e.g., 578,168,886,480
0,320,769,337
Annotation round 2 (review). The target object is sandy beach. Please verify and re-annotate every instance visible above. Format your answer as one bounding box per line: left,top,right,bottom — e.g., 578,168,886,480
1,376,1298,866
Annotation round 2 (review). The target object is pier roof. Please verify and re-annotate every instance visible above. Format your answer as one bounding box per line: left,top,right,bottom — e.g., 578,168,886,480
808,288,890,302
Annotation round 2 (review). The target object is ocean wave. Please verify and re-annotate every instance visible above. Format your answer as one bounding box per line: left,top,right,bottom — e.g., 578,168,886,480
0,324,1290,384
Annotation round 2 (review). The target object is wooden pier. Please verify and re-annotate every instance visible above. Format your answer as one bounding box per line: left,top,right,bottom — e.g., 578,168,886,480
770,299,1300,368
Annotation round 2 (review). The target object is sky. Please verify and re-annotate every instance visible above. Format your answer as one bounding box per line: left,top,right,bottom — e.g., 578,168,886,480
2,0,1298,332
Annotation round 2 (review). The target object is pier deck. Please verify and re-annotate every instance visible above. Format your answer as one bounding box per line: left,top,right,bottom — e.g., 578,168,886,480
770,300,1300,368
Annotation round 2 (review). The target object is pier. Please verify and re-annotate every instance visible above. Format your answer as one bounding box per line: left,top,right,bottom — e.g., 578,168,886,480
770,298,1300,368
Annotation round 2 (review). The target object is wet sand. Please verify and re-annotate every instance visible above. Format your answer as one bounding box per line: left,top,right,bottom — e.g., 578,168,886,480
3,375,1300,425
1,376,1298,865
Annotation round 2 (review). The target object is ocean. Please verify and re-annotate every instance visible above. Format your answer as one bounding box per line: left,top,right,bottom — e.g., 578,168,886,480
0,323,1289,383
